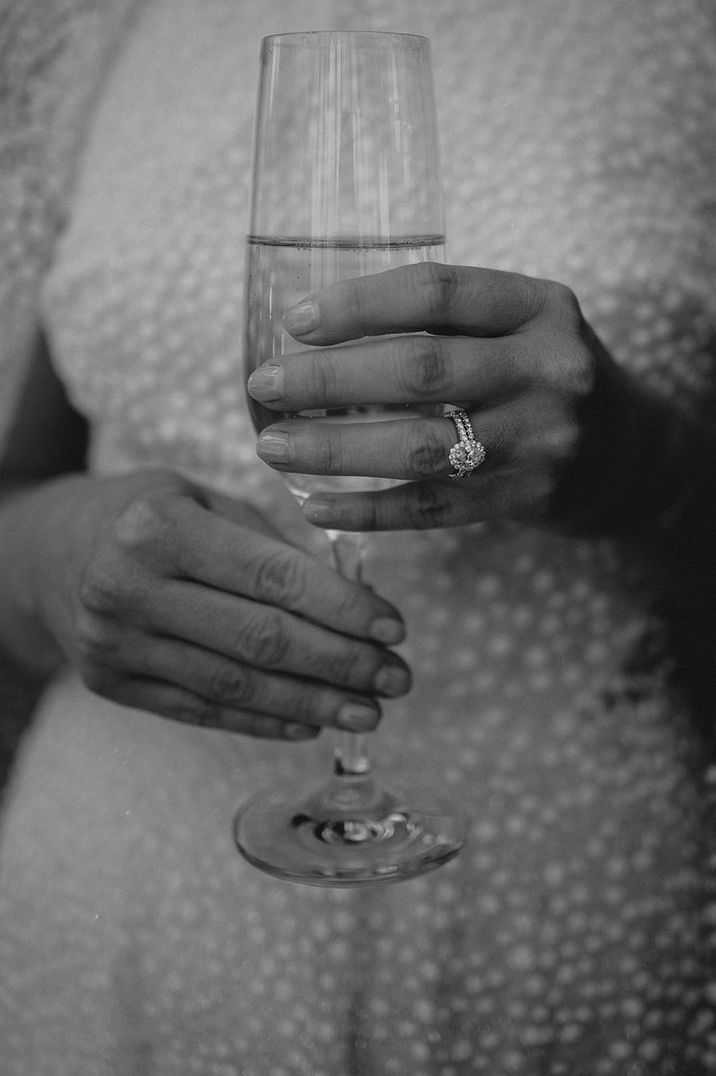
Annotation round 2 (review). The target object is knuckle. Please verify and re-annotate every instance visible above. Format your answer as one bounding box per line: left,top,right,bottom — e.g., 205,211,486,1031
410,482,455,528
533,465,559,516
549,418,581,465
346,275,368,330
79,553,147,619
311,352,340,401
74,608,122,662
544,342,596,404
254,549,307,607
539,280,590,347
404,336,453,398
206,662,253,707
79,498,174,615
174,697,221,729
285,691,319,725
512,465,554,521
544,279,582,324
114,491,189,574
406,421,449,477
567,346,597,400
313,430,344,473
78,557,122,614
234,609,291,669
113,494,174,553
416,261,461,326
523,400,582,470
324,645,367,689
515,274,552,326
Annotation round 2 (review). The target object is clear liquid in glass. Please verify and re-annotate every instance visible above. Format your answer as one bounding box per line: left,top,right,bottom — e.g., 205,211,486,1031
245,234,445,499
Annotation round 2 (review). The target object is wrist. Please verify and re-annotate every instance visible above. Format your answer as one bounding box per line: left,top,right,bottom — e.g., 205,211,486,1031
551,355,697,545
554,367,716,598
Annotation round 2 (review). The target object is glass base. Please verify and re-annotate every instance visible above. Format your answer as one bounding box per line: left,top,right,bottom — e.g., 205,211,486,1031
234,773,465,887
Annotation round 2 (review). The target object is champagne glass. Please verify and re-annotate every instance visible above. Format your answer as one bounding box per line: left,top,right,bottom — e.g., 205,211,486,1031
234,31,465,886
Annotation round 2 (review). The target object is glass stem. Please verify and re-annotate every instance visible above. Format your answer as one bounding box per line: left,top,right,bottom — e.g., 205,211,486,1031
335,732,371,776
328,529,372,779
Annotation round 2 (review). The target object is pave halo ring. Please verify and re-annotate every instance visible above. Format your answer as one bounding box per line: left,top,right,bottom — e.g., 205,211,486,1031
445,408,486,480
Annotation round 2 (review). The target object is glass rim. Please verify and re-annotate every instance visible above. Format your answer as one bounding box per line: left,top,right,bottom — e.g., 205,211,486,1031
261,30,430,48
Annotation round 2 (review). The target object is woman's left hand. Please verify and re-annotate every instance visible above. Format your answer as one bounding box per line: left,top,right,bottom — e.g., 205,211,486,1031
247,262,650,533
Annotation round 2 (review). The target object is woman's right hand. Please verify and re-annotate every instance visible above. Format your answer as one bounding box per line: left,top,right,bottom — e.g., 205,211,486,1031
14,469,410,740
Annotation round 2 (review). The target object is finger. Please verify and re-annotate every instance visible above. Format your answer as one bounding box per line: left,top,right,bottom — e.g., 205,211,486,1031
257,393,570,484
301,464,551,531
140,581,412,699
282,262,549,344
256,410,497,481
125,636,382,733
93,672,321,741
247,333,527,412
145,494,406,645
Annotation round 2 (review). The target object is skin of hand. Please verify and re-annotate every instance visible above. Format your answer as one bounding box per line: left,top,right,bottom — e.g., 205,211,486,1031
0,470,410,740
247,262,677,539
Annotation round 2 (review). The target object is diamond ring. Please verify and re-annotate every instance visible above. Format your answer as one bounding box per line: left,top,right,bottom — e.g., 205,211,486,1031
445,408,486,479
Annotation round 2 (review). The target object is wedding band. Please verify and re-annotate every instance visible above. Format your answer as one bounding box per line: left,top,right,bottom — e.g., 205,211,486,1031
445,408,486,479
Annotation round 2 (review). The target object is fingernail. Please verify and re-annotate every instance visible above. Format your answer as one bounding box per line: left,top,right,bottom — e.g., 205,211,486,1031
370,617,405,645
284,723,319,740
257,430,290,463
375,664,411,697
302,497,335,526
248,364,284,400
336,702,379,732
284,299,319,336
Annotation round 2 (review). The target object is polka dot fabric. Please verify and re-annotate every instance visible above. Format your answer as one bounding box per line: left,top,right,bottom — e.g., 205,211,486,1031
1,1,715,1073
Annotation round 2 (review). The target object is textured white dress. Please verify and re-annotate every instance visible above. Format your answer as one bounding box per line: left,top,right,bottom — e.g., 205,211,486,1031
1,1,715,1073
